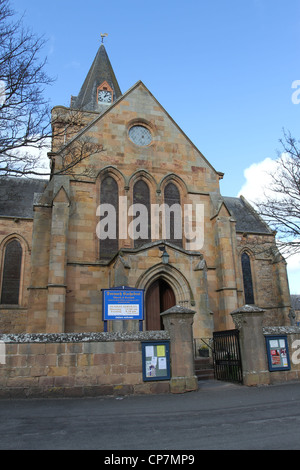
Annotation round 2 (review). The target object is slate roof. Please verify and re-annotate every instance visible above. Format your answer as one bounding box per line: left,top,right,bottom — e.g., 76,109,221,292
71,44,122,112
0,177,48,218
0,178,272,235
223,196,272,234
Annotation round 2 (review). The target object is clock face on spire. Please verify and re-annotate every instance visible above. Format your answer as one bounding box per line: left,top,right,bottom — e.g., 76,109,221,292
98,89,112,103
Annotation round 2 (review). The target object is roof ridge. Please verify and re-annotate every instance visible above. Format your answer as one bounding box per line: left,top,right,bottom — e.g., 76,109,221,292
223,195,273,234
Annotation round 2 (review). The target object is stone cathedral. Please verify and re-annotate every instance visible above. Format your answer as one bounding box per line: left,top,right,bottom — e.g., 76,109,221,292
0,43,291,339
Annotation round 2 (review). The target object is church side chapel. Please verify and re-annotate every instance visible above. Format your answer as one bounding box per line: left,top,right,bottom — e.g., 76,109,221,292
0,42,291,338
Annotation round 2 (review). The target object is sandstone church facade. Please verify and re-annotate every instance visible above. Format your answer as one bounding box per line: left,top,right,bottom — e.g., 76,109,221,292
0,44,291,339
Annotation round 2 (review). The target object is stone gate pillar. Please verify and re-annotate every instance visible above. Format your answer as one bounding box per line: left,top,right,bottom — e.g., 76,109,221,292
161,305,198,393
231,305,270,386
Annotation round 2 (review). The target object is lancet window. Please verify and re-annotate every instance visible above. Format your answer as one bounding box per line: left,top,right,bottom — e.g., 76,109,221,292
0,239,22,305
241,252,255,305
99,176,119,259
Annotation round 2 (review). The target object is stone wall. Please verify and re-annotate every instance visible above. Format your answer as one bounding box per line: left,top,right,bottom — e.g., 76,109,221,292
0,331,170,398
0,305,198,398
231,305,300,386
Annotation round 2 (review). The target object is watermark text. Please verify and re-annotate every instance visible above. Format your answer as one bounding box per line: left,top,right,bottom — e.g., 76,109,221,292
291,80,300,104
96,198,204,250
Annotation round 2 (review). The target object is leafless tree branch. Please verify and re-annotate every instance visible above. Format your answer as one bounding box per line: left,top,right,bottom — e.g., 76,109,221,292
0,0,103,178
256,129,300,257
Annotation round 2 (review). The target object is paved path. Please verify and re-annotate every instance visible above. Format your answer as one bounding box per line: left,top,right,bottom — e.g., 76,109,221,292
1,380,300,450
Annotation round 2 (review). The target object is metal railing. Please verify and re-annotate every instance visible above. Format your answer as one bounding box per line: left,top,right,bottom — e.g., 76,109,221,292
194,337,213,358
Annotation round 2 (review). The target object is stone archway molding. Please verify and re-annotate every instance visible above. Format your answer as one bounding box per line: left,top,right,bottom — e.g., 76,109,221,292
135,262,195,307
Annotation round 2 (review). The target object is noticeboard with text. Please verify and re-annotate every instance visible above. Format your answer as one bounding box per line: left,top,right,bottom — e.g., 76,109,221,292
102,287,144,321
142,341,170,381
265,335,291,372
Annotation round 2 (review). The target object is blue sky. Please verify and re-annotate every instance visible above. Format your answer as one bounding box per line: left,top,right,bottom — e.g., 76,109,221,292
10,0,300,293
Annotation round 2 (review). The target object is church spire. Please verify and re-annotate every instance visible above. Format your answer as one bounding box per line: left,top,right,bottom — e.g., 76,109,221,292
71,43,122,112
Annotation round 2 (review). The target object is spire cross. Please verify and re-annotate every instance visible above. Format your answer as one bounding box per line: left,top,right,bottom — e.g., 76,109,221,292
100,33,108,44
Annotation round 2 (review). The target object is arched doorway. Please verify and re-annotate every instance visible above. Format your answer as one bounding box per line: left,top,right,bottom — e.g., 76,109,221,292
145,278,176,330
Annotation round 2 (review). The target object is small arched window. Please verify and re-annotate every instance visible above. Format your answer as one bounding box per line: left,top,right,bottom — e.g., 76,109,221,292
164,182,182,247
132,180,151,248
99,176,119,259
241,252,255,305
1,239,22,305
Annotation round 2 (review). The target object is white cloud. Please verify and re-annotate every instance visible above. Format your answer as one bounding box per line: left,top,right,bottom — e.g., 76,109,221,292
286,250,300,295
287,267,300,295
10,138,51,179
28,143,50,177
238,152,293,205
238,156,300,295
237,157,277,205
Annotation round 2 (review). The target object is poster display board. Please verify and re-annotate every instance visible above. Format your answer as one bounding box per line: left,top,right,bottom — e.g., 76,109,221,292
265,335,291,372
141,341,170,381
102,286,144,321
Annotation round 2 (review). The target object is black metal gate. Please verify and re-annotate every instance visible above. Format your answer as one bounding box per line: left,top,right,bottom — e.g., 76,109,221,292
213,329,243,384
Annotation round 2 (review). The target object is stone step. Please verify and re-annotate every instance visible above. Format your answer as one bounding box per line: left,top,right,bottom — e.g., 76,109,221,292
194,357,215,380
196,369,215,380
194,357,213,368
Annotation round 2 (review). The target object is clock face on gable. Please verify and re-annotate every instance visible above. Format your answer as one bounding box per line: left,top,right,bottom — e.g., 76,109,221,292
98,89,112,103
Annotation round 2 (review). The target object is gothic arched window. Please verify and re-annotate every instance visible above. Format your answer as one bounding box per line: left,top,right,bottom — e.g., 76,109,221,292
99,176,119,259
1,239,22,305
164,182,182,247
241,252,255,305
132,180,151,248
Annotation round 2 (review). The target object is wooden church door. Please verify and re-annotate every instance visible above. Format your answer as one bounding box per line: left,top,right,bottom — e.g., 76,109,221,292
145,279,176,330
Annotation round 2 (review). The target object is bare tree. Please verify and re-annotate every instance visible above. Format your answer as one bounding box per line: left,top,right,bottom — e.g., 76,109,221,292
256,129,300,257
0,0,102,178
0,0,54,176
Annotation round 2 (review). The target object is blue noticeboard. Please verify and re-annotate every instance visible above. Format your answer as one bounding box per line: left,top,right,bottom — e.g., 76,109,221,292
265,335,291,372
141,341,171,381
102,286,144,321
